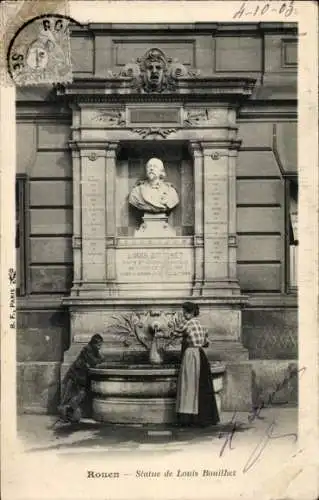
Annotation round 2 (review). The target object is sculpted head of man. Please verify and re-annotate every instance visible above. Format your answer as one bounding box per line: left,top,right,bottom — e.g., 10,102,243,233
141,49,167,92
145,158,166,183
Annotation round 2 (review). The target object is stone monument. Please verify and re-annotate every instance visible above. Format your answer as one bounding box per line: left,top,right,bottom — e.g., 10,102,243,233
129,157,179,236
60,47,257,412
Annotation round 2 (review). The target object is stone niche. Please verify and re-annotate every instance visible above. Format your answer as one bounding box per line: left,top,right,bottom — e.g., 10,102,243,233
114,143,195,297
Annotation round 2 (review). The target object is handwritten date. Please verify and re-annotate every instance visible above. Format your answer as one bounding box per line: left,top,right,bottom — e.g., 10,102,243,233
233,1,296,19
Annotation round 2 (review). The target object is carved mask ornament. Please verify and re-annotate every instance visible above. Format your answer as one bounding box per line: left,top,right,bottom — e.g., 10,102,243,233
119,47,198,94
141,48,167,92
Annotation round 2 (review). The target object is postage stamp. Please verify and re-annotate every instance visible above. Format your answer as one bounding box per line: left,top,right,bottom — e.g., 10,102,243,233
1,0,73,85
7,14,73,85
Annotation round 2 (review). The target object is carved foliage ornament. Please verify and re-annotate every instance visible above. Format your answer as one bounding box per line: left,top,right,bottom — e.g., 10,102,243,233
106,311,183,350
92,109,126,127
115,48,199,94
184,108,217,127
106,310,209,365
133,127,176,139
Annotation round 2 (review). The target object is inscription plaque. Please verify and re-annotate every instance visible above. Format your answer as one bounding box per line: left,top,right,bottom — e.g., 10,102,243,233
205,238,227,262
83,207,105,225
204,222,228,235
204,177,228,234
205,237,228,277
203,160,229,279
129,107,180,124
116,247,193,283
83,240,105,261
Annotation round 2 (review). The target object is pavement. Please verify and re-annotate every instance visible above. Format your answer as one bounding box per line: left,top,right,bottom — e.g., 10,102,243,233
17,407,298,455
5,408,309,500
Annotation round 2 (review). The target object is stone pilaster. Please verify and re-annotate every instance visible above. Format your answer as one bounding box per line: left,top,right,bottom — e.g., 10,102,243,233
105,143,119,293
70,146,82,288
188,141,204,296
228,146,240,281
80,145,107,287
201,141,241,295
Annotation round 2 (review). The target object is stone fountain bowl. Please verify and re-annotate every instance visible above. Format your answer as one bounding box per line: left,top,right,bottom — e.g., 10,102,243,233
90,361,226,425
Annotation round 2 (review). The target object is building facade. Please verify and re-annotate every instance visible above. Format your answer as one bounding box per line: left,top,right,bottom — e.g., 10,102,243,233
16,22,298,414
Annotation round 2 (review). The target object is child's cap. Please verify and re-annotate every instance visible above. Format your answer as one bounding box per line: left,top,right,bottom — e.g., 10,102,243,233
90,334,103,344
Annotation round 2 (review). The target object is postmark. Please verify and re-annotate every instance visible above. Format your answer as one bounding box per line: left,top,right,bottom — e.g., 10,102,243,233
7,14,77,85
0,0,72,85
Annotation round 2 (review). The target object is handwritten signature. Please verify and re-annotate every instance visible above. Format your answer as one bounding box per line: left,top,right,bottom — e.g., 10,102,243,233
219,410,239,457
243,419,297,473
233,1,296,19
218,366,305,472
248,366,306,424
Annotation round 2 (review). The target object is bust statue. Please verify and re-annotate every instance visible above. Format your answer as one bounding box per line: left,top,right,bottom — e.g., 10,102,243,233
129,158,179,214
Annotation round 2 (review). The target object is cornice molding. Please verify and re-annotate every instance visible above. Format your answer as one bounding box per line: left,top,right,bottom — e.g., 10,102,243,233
245,294,298,309
200,139,242,152
57,76,256,104
17,296,65,310
69,140,119,151
16,105,71,122
239,102,297,120
62,295,250,307
69,22,297,36
17,293,297,311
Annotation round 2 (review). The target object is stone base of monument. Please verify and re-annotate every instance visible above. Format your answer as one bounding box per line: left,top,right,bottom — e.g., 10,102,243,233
61,296,251,412
134,213,176,237
89,363,225,424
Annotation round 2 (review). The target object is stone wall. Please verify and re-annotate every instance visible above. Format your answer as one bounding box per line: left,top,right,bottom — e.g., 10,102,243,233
17,118,73,295
69,23,297,97
237,120,297,292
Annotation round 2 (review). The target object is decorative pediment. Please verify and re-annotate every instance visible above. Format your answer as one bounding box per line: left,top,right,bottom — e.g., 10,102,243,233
110,48,200,94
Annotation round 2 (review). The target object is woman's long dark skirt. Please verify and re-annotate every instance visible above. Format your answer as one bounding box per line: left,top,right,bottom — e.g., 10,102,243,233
178,348,220,427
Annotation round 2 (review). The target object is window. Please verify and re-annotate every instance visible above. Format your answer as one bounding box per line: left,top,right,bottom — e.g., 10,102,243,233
16,174,27,296
286,177,298,292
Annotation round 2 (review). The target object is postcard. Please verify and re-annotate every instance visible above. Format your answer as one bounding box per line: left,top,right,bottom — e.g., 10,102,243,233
1,1,318,499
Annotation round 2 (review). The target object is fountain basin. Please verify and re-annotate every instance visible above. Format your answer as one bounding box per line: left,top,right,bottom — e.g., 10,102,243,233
90,362,226,424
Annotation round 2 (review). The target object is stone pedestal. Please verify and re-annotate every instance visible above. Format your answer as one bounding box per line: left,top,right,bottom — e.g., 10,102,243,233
134,213,176,237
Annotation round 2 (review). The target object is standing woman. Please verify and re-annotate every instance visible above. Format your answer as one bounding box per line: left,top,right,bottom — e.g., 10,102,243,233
175,302,220,427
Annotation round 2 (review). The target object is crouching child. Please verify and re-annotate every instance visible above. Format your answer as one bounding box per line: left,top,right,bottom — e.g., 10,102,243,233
57,334,104,424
